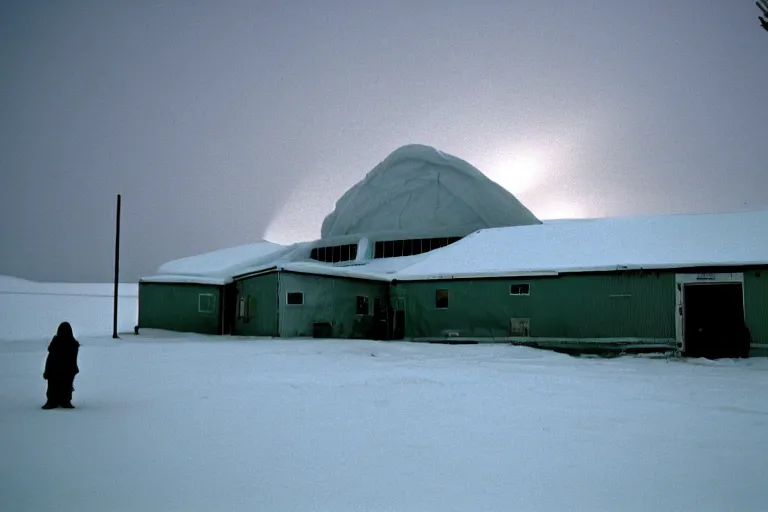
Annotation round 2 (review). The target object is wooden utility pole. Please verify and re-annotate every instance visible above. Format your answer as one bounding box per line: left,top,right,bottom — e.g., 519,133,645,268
112,194,121,339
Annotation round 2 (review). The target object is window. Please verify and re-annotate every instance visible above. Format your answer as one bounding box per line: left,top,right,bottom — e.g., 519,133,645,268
237,297,246,319
384,240,394,258
286,292,304,305
371,236,464,259
402,239,412,256
510,284,530,295
356,296,370,315
435,289,449,309
198,293,215,313
309,243,359,263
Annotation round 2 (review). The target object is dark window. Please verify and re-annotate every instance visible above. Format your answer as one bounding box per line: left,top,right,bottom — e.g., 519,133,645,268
310,244,359,263
371,236,464,259
510,284,530,295
287,292,304,305
435,289,449,309
392,240,403,257
356,296,370,315
402,239,413,256
373,297,384,314
384,241,394,258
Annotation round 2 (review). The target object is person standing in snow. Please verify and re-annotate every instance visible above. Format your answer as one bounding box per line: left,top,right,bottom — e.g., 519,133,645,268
42,322,80,409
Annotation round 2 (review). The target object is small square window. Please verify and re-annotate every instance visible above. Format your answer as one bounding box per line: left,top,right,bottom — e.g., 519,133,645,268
356,296,370,315
198,293,215,313
510,284,530,295
287,292,304,305
435,289,449,309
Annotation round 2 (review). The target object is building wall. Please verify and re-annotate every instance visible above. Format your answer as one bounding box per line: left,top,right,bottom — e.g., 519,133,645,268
233,272,279,337
138,282,221,335
392,272,676,341
744,270,768,356
278,272,389,338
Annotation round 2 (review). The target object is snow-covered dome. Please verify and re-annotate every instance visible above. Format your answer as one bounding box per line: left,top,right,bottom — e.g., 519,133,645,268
320,144,541,239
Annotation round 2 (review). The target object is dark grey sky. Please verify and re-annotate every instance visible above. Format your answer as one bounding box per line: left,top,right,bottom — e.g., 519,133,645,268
2,1,767,282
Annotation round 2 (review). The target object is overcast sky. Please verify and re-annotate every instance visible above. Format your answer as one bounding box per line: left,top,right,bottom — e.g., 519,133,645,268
2,0,767,282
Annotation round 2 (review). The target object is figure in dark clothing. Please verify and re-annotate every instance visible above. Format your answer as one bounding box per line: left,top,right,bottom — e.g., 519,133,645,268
42,322,80,409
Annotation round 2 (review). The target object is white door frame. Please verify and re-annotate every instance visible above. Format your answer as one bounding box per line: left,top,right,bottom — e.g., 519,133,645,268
675,272,745,352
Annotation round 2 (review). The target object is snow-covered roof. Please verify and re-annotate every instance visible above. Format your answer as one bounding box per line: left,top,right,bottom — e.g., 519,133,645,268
142,209,768,286
320,144,540,239
392,209,768,280
141,242,289,285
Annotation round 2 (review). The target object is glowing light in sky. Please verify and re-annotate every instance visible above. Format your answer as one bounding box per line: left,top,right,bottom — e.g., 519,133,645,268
486,152,543,196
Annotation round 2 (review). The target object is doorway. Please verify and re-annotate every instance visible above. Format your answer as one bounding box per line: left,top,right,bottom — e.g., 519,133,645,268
683,282,745,358
221,283,238,335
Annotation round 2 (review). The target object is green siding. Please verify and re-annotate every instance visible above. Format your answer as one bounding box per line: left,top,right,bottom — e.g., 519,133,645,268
138,282,221,334
279,272,388,338
234,272,279,337
744,271,768,356
394,272,676,340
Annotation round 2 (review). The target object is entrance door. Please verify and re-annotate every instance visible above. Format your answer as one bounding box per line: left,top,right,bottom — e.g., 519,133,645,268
683,283,745,358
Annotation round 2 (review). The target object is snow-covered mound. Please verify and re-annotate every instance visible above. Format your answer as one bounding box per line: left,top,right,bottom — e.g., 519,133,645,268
321,144,541,239
144,242,288,284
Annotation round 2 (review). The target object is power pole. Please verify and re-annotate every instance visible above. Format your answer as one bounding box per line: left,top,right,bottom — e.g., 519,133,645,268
112,194,121,339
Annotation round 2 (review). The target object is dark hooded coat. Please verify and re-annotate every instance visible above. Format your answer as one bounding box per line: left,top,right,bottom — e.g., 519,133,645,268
44,322,80,382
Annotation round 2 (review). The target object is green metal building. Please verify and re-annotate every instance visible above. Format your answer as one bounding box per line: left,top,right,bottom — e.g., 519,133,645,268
137,145,768,358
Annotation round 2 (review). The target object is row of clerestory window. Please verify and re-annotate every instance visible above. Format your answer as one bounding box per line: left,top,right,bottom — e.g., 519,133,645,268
373,236,462,259
310,244,359,263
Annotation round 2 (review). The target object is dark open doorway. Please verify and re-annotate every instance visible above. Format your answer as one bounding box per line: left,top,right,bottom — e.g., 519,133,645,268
683,283,745,358
221,283,238,335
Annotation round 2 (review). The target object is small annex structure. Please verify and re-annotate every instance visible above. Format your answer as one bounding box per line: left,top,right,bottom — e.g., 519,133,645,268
139,145,768,358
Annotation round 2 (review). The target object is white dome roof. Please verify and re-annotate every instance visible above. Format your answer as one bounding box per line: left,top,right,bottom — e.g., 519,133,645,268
321,144,541,239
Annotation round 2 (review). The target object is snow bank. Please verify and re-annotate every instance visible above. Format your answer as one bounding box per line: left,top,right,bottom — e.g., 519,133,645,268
0,276,138,341
321,144,541,239
395,209,768,279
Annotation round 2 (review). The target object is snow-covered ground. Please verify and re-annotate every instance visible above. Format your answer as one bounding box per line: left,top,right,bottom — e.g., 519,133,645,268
0,275,138,341
1,279,767,511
